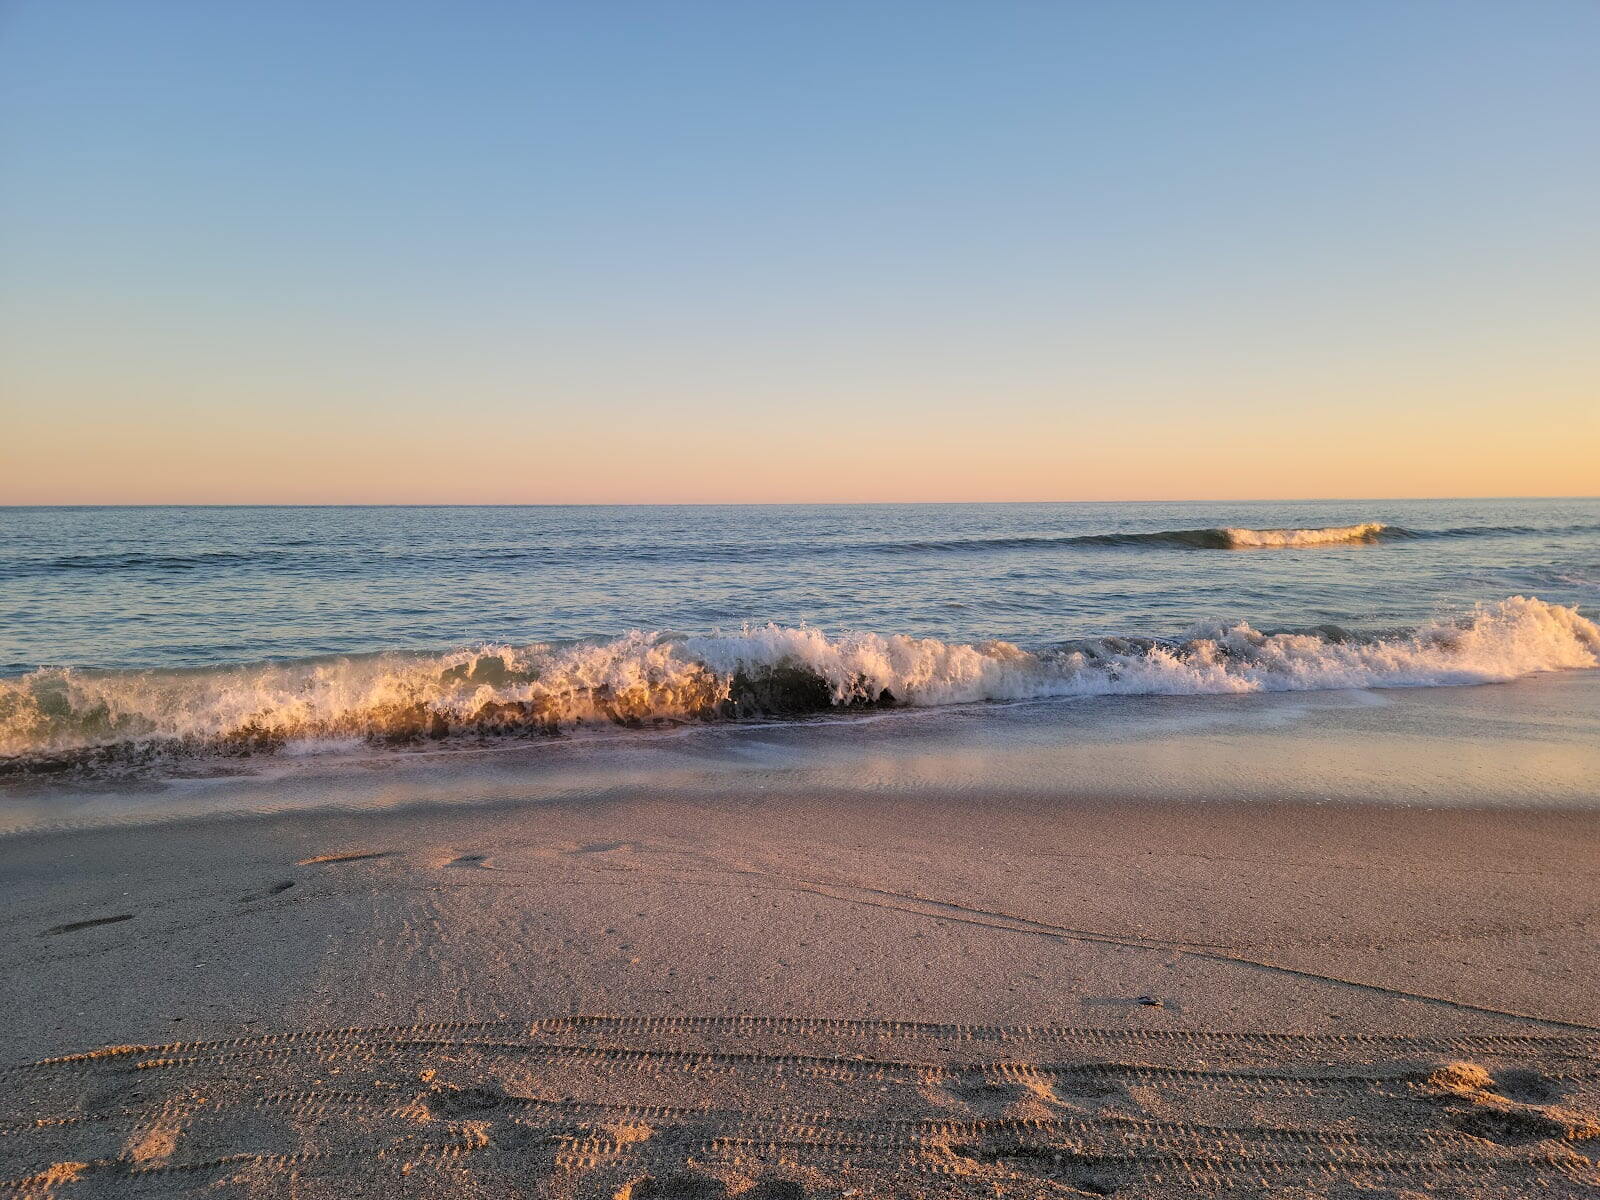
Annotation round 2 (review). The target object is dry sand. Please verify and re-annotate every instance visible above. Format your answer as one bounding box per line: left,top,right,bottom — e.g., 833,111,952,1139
2,789,1598,1197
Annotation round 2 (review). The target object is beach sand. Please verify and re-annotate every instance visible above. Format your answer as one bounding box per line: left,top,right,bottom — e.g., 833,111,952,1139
2,789,1598,1197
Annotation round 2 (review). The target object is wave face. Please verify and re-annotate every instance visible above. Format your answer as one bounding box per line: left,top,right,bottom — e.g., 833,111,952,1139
3,597,1595,773
1212,522,1391,548
863,523,1402,553
1040,522,1400,550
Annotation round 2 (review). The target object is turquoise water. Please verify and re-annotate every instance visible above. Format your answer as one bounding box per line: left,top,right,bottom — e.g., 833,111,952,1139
2,499,1597,776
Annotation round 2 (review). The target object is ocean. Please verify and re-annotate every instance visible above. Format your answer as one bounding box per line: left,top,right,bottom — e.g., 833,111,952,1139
3,499,1598,820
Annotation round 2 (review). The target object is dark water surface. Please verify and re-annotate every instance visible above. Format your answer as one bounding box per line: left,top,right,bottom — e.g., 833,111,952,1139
5,500,1598,668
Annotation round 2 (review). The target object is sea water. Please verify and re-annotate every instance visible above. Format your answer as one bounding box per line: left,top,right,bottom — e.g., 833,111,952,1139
2,499,1597,819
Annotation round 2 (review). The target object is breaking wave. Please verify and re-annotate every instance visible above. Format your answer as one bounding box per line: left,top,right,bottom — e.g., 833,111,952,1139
891,520,1600,552
1062,522,1396,549
1210,522,1389,548
2,597,1596,776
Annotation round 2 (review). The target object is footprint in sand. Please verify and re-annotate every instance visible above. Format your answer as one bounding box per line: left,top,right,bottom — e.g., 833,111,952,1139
615,1172,728,1200
745,1185,806,1200
1426,1060,1600,1144
1493,1067,1566,1104
239,881,296,902
941,1069,1067,1114
297,851,391,865
39,913,134,936
425,1083,507,1117
437,853,516,871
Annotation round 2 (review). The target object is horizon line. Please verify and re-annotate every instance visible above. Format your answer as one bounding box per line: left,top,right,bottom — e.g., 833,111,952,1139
2,494,1598,510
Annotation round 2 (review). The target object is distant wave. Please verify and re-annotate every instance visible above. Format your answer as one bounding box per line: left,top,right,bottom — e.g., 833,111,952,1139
1208,522,1391,548
1030,521,1594,549
2,596,1595,775
855,525,1399,552
1051,522,1397,549
10,522,1591,580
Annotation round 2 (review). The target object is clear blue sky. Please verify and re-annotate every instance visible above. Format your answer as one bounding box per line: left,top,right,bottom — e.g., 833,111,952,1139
3,1,1597,502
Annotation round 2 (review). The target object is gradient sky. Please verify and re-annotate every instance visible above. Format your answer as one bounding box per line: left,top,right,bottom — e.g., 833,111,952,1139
2,1,1597,504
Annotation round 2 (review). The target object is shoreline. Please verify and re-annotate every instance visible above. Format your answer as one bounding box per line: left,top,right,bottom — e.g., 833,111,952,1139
6,668,1600,839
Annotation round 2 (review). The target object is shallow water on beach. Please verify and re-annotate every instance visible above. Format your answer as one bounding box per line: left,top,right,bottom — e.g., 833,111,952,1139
5,653,1598,834
2,499,1597,787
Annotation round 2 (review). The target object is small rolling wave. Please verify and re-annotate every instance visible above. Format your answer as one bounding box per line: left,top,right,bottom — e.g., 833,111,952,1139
1208,522,1393,548
1057,522,1399,549
883,521,1408,552
860,526,1396,553
2,597,1595,776
897,521,1600,552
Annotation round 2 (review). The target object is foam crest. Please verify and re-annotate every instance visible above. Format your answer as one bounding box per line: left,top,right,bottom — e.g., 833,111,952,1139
2,597,1595,769
1216,522,1390,548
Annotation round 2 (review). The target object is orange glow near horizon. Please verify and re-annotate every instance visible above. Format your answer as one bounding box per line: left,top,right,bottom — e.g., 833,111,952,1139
4,370,1596,504
3,4,1597,506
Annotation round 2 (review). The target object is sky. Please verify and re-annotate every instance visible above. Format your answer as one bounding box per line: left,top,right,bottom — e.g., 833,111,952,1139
2,1,1597,504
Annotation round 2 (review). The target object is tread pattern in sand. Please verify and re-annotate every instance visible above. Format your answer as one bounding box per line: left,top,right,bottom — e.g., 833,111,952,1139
2,1016,1597,1197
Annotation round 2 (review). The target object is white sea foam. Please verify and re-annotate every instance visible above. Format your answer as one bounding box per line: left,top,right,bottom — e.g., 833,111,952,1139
1217,522,1389,548
1,597,1595,764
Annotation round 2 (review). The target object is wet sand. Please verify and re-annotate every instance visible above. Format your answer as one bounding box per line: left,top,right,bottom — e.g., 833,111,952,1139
2,790,1599,1197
